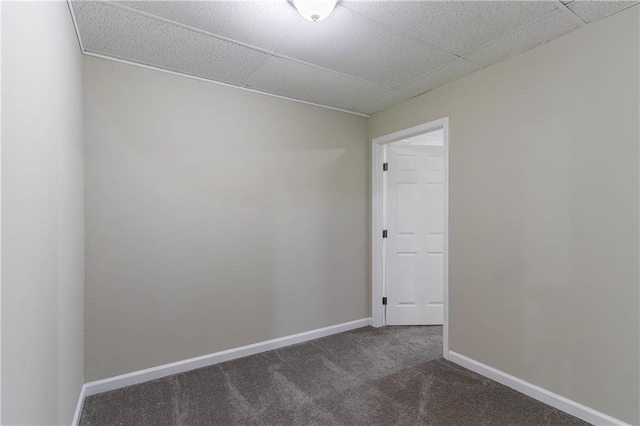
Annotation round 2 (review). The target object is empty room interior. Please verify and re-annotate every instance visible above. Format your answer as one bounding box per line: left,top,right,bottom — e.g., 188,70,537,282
2,0,640,425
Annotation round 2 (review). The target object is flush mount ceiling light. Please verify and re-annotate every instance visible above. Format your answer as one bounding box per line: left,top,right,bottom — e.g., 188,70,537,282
289,0,339,22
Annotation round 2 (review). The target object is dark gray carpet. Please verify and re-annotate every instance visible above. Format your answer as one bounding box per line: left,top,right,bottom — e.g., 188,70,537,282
80,326,589,425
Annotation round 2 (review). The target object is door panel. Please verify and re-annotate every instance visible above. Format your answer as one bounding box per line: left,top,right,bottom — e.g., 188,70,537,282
386,144,444,325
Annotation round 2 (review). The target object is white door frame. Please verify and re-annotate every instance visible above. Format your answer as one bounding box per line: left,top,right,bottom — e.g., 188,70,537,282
371,117,450,359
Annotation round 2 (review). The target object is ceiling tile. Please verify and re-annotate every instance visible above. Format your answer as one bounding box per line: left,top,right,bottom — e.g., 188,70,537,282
113,1,300,52
342,1,558,56
464,10,580,68
567,1,638,23
72,1,269,86
245,56,395,111
353,90,414,116
399,59,481,96
275,6,454,88
71,0,636,115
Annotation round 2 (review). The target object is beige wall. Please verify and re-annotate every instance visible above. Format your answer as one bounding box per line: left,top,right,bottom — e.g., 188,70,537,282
370,6,639,424
83,56,370,381
1,2,85,424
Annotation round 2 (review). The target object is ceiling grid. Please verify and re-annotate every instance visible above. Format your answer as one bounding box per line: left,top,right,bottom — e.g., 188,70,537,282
70,0,638,115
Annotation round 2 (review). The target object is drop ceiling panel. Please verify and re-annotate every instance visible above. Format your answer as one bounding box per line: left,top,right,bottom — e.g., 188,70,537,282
399,59,481,95
275,6,455,88
464,10,580,68
70,0,639,115
114,1,300,52
567,1,637,22
341,1,558,56
245,56,395,110
353,90,414,116
73,1,269,85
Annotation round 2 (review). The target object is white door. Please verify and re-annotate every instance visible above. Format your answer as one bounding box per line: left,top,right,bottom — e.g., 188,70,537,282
385,143,444,325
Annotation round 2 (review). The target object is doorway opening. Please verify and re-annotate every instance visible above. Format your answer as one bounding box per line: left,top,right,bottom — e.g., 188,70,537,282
371,117,449,359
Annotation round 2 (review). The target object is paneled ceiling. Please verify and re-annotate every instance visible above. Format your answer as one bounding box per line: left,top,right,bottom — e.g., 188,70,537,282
70,0,637,116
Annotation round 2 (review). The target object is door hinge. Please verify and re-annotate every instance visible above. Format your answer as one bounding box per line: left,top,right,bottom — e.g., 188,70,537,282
383,162,388,171
382,297,387,305
382,230,388,238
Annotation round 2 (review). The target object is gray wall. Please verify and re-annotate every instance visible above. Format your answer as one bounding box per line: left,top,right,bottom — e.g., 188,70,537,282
1,2,84,424
83,56,370,381
370,7,639,424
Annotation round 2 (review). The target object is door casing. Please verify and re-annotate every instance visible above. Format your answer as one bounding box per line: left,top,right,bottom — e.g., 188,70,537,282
371,117,450,359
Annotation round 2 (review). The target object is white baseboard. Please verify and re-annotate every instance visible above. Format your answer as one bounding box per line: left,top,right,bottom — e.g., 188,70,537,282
72,384,87,426
448,351,630,426
82,318,371,400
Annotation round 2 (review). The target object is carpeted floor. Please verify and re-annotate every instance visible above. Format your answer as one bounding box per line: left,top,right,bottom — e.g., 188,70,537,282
80,326,588,425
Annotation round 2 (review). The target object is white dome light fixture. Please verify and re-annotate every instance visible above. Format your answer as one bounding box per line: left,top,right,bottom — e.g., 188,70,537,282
290,0,339,22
